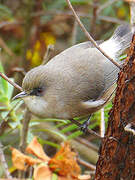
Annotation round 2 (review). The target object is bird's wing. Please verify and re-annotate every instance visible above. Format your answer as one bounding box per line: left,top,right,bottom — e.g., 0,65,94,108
81,83,116,110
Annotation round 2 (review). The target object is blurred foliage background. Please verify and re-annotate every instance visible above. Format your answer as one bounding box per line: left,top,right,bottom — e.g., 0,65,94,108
0,0,131,178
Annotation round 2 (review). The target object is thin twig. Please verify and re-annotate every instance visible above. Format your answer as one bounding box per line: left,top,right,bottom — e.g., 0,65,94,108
71,20,78,45
42,45,54,65
0,37,16,57
78,158,96,170
0,142,12,179
100,108,105,137
19,108,31,153
90,0,98,36
97,0,119,15
69,119,101,139
99,15,127,24
0,72,22,92
19,109,31,179
65,0,121,69
129,1,135,33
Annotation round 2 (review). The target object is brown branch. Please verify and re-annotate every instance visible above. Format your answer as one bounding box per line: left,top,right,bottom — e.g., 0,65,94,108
99,15,127,24
19,109,31,153
78,158,96,170
42,45,54,65
129,1,135,33
71,20,78,45
0,142,12,179
95,34,135,180
18,109,31,178
65,0,121,69
90,0,98,36
0,72,22,92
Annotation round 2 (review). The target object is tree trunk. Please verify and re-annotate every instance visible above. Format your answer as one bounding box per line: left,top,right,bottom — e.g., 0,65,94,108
95,34,135,180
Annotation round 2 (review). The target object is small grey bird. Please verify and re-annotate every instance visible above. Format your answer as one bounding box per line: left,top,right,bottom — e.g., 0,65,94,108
13,25,132,130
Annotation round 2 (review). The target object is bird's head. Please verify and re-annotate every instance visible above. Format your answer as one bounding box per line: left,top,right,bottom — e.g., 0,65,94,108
13,65,47,100
13,65,50,117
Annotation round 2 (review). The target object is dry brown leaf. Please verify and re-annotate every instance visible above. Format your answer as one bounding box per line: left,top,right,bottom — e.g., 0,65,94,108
26,136,50,161
12,139,88,180
11,148,42,170
34,164,52,180
49,142,81,178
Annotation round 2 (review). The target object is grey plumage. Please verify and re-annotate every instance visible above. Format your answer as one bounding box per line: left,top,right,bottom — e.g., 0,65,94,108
14,24,133,119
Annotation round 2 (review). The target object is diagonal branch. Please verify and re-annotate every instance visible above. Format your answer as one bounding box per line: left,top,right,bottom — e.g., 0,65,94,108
0,72,22,92
65,0,121,69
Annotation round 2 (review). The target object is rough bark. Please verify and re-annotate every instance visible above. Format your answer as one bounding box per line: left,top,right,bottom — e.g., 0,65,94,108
95,34,135,179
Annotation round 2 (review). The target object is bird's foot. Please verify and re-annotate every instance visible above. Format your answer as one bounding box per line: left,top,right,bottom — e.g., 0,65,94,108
80,121,89,133
79,115,91,133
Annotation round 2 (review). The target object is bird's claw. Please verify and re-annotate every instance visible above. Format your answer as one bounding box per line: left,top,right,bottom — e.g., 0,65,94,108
80,121,89,133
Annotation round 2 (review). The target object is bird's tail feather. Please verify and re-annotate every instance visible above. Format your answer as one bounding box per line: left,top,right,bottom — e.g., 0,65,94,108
99,24,133,60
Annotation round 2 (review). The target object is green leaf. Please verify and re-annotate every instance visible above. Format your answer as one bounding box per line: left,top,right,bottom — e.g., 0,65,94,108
38,137,60,149
55,121,69,128
67,131,82,140
0,62,8,95
0,61,4,72
61,124,78,133
119,54,127,61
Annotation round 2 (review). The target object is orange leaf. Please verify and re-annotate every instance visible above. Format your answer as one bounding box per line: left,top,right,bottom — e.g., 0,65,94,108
34,164,52,180
49,142,81,178
26,137,50,161
11,148,42,170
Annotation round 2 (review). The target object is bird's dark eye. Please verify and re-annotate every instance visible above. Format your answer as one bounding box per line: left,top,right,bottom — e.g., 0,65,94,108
30,87,44,96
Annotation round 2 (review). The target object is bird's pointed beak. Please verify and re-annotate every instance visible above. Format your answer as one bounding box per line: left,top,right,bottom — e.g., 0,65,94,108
12,91,28,100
